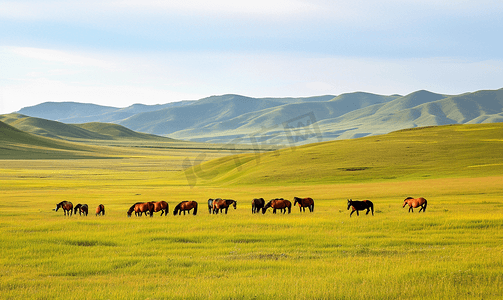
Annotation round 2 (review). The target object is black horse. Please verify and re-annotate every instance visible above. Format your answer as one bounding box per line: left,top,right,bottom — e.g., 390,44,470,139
74,204,88,216
347,199,374,217
251,198,265,214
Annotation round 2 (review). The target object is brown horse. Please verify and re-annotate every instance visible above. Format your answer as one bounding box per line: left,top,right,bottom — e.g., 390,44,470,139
212,199,237,214
74,204,88,216
151,201,169,216
96,204,105,216
403,197,427,213
54,201,73,216
173,201,198,215
127,202,154,217
262,198,291,214
347,199,374,217
293,197,314,212
251,198,265,214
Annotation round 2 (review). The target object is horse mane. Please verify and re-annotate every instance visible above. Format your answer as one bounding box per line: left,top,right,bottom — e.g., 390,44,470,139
405,197,414,200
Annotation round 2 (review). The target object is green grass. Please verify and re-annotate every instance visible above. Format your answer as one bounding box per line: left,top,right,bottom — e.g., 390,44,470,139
184,123,503,185
1,122,503,299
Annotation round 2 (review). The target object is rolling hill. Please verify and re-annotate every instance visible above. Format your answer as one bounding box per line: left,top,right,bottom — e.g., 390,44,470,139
16,88,503,145
0,113,177,142
177,122,503,186
0,120,112,159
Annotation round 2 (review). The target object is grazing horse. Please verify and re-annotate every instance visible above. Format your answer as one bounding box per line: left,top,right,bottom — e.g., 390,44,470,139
262,198,291,214
54,201,73,216
96,204,105,216
293,197,314,212
127,202,154,217
347,199,374,217
151,201,169,216
207,198,221,214
173,201,198,215
74,204,88,216
212,199,237,214
403,197,427,213
251,198,265,214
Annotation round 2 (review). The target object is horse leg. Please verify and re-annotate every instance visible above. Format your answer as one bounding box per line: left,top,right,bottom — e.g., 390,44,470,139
350,210,354,217
366,208,370,215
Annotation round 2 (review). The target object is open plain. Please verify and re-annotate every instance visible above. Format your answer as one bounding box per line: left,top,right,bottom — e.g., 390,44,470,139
1,123,503,299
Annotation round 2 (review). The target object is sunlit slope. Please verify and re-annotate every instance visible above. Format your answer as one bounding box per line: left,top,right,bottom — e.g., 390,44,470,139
184,123,503,185
0,120,113,159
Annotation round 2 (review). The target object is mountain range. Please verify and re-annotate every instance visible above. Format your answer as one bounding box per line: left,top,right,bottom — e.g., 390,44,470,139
14,88,503,145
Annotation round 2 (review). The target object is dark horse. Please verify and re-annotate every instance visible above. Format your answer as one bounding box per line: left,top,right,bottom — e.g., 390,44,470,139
127,202,154,217
262,198,291,214
347,199,374,217
74,204,88,216
173,201,198,215
212,199,237,214
55,201,73,216
403,197,427,213
151,201,169,216
95,204,105,216
293,197,314,213
251,198,265,214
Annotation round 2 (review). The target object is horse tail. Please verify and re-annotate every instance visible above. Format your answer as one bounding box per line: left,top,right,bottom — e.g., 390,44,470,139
423,199,427,212
311,202,314,212
173,204,179,215
370,201,374,216
193,202,198,215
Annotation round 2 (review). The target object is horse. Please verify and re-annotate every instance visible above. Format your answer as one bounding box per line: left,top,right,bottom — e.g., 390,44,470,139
403,197,427,213
74,204,88,216
96,204,105,216
151,201,169,216
173,201,198,215
127,202,154,217
347,199,374,217
262,198,291,214
212,199,237,214
208,198,221,214
54,201,73,216
293,197,314,212
251,198,265,214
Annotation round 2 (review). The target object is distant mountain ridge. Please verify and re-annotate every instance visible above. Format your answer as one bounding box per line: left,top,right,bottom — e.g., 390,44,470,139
15,88,503,145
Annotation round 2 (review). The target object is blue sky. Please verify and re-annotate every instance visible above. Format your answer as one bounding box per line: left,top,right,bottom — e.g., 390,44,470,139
1,0,502,114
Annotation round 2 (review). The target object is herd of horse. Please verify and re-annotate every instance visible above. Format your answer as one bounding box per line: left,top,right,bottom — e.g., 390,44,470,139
54,201,105,216
54,197,428,217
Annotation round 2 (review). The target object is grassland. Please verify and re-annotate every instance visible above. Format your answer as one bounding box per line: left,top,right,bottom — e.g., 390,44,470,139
1,123,503,299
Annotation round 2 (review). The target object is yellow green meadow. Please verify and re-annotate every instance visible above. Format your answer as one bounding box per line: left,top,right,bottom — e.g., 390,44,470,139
1,123,503,299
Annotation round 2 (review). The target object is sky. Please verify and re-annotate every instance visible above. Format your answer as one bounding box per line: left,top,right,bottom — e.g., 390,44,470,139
1,0,503,114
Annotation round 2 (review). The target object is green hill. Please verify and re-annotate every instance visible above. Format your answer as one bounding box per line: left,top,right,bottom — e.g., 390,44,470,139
0,113,176,142
181,122,503,186
0,120,111,159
